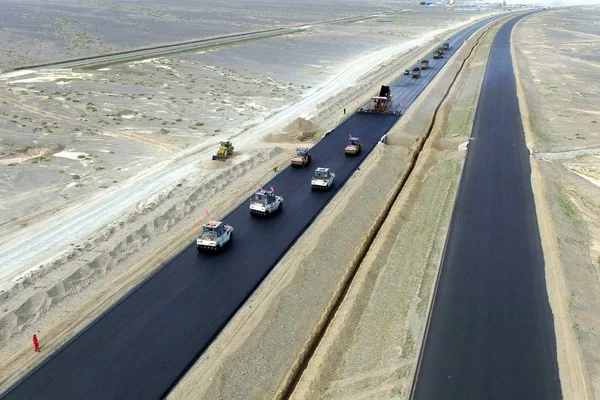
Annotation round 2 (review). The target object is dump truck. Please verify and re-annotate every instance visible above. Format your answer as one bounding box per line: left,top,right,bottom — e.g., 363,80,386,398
344,137,361,156
442,42,450,51
291,147,311,168
357,85,400,115
420,59,429,70
433,49,442,59
411,67,421,79
212,141,234,160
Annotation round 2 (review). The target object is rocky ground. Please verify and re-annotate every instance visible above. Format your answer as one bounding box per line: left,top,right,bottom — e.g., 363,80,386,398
168,16,501,399
513,6,600,399
0,5,503,391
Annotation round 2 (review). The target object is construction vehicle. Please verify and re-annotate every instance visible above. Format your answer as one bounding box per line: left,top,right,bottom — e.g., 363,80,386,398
433,49,442,59
344,137,361,156
212,141,234,160
311,167,335,191
249,188,283,216
411,67,421,79
420,59,429,70
442,42,450,51
357,85,400,115
291,147,311,168
197,221,233,251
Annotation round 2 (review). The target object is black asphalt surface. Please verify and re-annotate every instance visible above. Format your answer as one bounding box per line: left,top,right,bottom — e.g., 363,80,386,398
1,15,507,400
412,13,563,400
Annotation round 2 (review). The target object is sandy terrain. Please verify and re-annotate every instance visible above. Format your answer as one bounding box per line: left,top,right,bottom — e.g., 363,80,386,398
168,16,501,400
513,6,600,399
0,5,503,391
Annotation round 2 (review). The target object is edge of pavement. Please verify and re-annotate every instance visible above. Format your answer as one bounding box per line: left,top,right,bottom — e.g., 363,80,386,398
511,13,591,400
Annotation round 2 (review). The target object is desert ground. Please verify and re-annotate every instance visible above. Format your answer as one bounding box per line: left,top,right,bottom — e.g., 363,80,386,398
169,15,502,399
513,6,600,399
0,0,504,391
0,0,400,70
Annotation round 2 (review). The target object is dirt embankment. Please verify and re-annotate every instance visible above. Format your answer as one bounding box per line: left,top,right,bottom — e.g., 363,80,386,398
513,7,600,400
168,17,502,400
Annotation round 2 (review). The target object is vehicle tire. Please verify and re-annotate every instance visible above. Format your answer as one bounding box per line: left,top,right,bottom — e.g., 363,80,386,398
216,244,222,252
197,246,201,252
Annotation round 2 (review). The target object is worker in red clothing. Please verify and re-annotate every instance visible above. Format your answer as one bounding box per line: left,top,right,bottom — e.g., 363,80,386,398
32,334,39,352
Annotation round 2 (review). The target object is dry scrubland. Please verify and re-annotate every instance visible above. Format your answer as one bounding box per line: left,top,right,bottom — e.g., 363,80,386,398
0,4,500,391
0,0,400,69
169,17,501,399
514,7,600,399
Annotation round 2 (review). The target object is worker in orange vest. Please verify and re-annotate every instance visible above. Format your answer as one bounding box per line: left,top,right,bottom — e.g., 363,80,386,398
32,334,39,352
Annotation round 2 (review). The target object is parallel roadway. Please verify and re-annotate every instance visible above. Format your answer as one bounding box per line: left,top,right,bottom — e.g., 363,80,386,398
411,12,562,400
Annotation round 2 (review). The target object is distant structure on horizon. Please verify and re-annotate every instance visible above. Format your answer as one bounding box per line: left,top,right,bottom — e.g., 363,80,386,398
449,0,455,4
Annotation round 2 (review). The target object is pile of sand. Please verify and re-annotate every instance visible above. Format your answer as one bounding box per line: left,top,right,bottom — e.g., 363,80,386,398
284,117,322,142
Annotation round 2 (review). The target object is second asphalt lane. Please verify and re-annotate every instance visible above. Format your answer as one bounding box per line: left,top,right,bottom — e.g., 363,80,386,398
1,15,506,400
412,12,562,400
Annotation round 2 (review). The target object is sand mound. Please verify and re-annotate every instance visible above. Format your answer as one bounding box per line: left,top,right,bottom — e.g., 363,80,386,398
200,159,232,170
284,117,322,142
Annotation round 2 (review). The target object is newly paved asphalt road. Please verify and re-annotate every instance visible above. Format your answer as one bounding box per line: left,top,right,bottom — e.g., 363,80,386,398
412,13,563,400
1,15,506,400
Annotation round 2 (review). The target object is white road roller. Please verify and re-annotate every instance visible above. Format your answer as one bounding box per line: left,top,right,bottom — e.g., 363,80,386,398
196,221,233,252
311,167,335,191
249,188,283,216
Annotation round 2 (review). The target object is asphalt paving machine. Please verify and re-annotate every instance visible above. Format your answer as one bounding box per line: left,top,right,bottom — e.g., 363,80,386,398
357,85,400,115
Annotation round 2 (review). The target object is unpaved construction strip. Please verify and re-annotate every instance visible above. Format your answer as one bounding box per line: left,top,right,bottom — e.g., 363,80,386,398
168,17,507,400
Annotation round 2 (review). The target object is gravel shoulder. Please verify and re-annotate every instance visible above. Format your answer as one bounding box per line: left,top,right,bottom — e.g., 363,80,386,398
168,16,501,400
513,7,600,399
